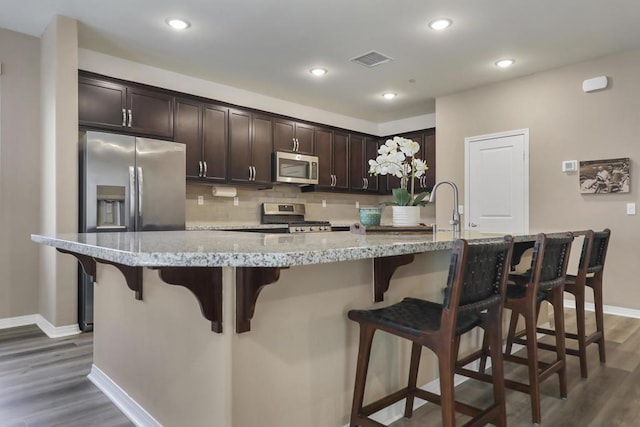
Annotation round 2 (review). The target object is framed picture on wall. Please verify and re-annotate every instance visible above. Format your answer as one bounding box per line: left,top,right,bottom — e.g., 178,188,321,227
579,157,630,194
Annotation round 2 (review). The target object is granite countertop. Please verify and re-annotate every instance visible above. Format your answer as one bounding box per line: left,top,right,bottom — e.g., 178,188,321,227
187,223,288,231
30,229,540,268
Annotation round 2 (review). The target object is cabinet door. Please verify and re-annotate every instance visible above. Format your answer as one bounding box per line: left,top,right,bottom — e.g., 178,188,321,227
364,138,379,192
202,104,228,182
315,128,333,188
228,109,253,184
422,129,436,191
251,114,274,185
79,77,127,131
349,135,365,191
174,98,203,179
333,131,349,190
294,123,315,154
127,86,174,139
273,120,296,152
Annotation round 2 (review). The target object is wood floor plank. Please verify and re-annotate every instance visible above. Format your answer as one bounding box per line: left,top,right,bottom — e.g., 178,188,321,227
0,325,133,427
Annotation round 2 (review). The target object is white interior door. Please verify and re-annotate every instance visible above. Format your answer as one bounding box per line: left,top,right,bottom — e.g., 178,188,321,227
464,129,529,234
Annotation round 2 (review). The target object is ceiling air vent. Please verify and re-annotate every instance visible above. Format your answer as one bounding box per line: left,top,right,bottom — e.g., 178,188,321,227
351,51,393,68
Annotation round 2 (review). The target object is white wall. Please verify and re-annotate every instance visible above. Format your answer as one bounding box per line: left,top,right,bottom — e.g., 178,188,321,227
0,28,41,319
436,47,640,310
39,15,79,327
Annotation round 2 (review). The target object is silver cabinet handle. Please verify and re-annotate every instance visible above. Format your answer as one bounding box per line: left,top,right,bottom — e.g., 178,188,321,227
198,161,203,177
470,222,478,228
203,161,208,177
365,178,369,189
128,109,132,127
292,138,296,151
252,166,256,181
128,166,136,230
332,174,336,187
122,109,127,127
248,166,252,181
137,167,144,229
296,138,300,151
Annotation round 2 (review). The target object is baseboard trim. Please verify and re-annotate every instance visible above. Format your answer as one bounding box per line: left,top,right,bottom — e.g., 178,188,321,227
0,314,39,329
0,314,80,338
35,315,81,338
88,364,161,427
563,298,640,319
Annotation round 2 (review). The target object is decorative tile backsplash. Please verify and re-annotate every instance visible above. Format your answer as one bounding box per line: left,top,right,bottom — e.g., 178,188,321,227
186,183,436,226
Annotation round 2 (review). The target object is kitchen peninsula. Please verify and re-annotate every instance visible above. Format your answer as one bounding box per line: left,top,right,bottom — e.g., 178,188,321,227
31,229,526,427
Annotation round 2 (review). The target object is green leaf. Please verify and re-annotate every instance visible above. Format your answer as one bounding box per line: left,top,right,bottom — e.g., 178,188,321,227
392,187,411,206
411,192,429,206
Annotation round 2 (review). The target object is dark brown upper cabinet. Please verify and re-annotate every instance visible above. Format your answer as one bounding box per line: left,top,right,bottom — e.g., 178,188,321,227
79,74,174,139
349,134,379,193
229,109,273,186
380,129,436,194
314,128,349,191
175,97,228,182
273,119,314,154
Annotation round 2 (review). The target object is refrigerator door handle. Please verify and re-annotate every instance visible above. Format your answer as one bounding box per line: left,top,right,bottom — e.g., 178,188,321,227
129,166,136,230
137,166,144,229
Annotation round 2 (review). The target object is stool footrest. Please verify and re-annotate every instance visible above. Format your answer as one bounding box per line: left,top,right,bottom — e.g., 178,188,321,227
361,387,410,416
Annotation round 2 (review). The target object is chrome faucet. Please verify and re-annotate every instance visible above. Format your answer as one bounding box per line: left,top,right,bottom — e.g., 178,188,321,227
429,181,460,234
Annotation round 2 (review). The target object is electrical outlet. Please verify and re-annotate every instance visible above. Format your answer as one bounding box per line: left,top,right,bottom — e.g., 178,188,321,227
322,200,326,208
356,201,360,209
233,196,239,206
458,205,464,214
197,196,204,205
627,203,636,215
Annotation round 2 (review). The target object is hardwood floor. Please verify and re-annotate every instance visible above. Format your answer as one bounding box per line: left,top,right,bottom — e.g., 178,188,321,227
1,310,638,426
0,325,133,427
390,309,640,426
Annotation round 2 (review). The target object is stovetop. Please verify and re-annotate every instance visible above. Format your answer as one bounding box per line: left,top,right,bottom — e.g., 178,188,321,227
261,203,332,233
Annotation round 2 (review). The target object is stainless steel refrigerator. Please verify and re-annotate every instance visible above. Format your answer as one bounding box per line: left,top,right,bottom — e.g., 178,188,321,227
79,130,186,331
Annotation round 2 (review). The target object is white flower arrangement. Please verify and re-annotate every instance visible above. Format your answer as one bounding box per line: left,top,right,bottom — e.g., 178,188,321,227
368,136,429,206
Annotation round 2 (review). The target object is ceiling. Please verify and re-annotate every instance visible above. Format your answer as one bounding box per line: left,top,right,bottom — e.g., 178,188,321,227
2,0,640,122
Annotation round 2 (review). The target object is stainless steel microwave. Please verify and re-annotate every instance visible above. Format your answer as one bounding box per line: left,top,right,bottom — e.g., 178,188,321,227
272,151,319,185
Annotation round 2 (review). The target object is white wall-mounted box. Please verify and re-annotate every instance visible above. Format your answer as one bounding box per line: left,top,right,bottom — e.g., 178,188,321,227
562,160,578,172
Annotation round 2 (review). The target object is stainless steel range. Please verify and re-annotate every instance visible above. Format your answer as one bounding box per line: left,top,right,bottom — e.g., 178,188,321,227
261,203,332,233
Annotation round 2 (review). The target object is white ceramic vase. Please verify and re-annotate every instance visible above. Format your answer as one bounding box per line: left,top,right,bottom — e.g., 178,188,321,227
392,206,421,227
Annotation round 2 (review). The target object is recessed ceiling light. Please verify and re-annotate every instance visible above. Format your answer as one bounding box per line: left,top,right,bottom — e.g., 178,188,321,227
309,68,328,77
382,92,397,100
429,18,452,30
165,18,191,30
495,59,515,68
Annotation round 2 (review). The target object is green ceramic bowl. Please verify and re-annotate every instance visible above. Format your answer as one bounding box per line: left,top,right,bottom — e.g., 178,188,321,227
359,207,383,226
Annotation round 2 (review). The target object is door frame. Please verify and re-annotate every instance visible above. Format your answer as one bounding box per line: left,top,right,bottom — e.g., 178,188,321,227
464,128,530,233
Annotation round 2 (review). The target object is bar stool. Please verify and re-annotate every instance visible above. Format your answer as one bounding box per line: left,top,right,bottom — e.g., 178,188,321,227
536,229,611,378
457,233,574,425
348,237,514,427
